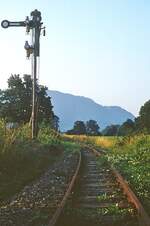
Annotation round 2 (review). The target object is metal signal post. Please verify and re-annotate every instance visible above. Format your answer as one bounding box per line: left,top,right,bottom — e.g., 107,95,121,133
1,10,45,139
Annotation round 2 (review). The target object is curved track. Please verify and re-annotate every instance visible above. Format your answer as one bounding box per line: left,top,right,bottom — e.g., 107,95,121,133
48,148,150,226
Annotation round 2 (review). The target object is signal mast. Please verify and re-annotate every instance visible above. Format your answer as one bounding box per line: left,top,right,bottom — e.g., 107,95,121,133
1,10,45,138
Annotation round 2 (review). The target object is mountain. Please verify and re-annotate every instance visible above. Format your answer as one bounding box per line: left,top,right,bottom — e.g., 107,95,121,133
47,90,135,131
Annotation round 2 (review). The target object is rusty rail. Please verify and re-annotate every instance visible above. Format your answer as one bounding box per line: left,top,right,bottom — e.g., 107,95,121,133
90,147,150,226
112,167,150,226
48,151,81,226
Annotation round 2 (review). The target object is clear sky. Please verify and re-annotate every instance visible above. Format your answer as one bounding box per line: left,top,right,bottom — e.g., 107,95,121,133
0,0,150,116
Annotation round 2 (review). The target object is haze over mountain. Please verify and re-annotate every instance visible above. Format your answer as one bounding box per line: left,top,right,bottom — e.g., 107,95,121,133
47,90,135,131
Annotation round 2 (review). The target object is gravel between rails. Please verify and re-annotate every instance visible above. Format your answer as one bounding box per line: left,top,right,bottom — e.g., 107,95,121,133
56,149,138,226
0,151,79,226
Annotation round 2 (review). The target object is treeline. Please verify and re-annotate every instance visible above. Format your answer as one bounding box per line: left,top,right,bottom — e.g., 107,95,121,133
66,120,100,136
103,100,150,136
66,99,150,136
102,119,135,136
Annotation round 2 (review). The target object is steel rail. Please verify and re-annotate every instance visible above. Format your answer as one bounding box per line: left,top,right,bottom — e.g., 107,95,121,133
48,151,81,226
89,147,150,226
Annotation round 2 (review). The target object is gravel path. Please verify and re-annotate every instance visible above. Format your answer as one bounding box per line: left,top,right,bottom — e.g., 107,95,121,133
0,151,79,226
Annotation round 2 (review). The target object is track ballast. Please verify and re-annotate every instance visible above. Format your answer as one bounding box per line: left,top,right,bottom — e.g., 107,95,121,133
54,149,139,226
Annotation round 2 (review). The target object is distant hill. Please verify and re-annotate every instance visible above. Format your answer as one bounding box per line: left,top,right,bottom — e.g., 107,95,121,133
47,90,135,131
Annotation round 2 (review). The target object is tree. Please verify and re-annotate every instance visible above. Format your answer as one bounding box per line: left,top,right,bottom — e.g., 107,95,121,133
135,100,150,133
86,120,100,136
118,119,135,136
66,121,86,135
0,74,57,128
102,124,120,136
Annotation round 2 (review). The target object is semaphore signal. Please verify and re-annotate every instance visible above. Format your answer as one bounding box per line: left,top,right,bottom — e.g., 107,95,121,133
1,9,45,139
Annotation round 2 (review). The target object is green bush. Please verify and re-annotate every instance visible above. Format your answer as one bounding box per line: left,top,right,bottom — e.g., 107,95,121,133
0,121,62,201
106,135,150,214
38,125,61,146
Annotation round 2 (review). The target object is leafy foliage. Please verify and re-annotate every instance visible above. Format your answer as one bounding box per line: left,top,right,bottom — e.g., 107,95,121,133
117,119,135,136
0,74,58,129
0,119,81,201
38,123,61,145
66,134,150,214
66,121,86,135
0,120,62,201
86,119,100,135
66,119,100,135
102,124,120,136
135,100,150,133
106,135,150,214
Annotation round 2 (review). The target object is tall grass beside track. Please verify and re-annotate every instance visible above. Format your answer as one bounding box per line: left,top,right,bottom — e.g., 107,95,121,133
63,134,116,149
65,134,150,215
106,135,150,215
0,120,80,202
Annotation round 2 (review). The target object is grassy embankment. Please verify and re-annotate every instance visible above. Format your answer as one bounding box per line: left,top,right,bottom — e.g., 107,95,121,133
0,120,80,202
65,134,150,215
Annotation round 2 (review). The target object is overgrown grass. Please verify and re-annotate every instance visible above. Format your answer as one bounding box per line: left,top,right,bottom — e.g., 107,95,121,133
64,134,116,149
0,120,80,202
66,134,150,215
106,135,150,214
0,121,63,201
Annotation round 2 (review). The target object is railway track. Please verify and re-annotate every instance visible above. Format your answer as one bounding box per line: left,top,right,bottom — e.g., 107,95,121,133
48,148,150,226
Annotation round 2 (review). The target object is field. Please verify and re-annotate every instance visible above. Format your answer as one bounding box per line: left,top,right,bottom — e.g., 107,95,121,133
65,134,150,215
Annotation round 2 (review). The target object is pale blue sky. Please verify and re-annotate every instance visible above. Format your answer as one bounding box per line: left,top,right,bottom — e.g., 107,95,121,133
0,0,150,116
